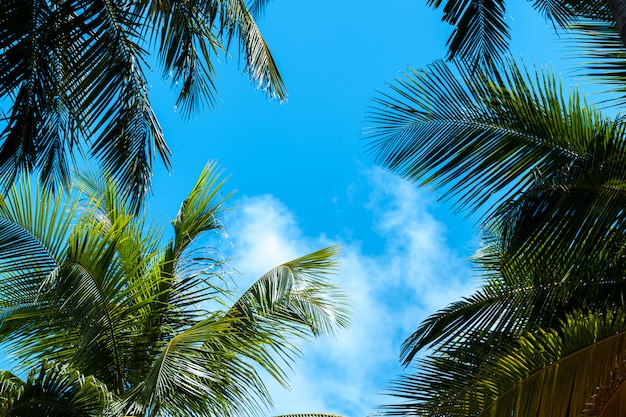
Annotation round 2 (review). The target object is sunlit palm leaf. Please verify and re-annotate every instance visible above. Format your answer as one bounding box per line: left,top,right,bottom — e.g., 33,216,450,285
159,162,233,335
171,162,231,256
122,314,273,417
226,245,350,386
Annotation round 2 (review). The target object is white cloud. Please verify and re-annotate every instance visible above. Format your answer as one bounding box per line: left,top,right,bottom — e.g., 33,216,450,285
223,167,476,417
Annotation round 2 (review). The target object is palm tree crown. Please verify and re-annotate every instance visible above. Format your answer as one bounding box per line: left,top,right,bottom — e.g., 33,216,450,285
0,162,350,417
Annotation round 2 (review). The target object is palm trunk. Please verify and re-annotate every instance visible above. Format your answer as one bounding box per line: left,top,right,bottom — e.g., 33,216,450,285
607,0,626,46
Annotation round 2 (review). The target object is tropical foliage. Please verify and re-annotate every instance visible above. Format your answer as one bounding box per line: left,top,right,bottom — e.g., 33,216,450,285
426,0,620,68
0,0,286,209
0,162,350,417
366,56,626,416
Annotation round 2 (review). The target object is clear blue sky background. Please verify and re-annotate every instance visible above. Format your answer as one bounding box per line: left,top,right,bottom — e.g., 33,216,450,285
142,2,574,417
2,1,579,416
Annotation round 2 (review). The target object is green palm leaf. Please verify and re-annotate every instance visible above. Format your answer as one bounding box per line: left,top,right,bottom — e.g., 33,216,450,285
566,18,626,108
0,360,112,417
226,246,350,385
427,0,613,68
428,0,509,68
384,310,626,417
121,314,270,417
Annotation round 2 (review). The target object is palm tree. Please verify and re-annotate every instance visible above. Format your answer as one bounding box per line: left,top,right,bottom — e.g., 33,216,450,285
0,162,350,417
0,0,287,210
366,58,626,416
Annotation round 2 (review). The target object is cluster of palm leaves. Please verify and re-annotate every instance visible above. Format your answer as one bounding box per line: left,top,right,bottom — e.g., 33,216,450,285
1,0,286,210
366,1,626,416
0,163,350,416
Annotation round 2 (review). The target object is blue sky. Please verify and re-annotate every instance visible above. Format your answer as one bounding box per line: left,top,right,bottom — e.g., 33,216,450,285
141,1,574,417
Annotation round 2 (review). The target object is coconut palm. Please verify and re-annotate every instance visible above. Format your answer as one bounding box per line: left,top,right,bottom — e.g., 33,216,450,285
0,162,349,417
0,0,286,210
366,58,626,416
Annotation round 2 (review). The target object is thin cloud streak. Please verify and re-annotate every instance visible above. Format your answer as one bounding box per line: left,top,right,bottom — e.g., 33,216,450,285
224,167,477,417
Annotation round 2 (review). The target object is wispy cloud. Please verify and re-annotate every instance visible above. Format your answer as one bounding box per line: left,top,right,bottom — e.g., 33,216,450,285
224,167,477,417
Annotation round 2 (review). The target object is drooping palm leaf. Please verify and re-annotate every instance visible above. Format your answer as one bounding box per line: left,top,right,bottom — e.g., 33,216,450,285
0,360,112,417
390,310,626,417
225,245,349,386
427,0,614,68
0,0,285,209
566,17,626,108
428,0,509,68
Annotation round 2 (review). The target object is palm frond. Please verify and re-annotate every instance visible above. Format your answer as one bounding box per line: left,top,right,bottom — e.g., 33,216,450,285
142,0,224,115
0,0,171,209
476,310,626,417
0,360,112,417
226,245,349,386
367,59,594,215
565,18,626,108
157,161,233,333
143,0,286,117
0,175,77,350
427,0,509,68
247,0,273,18
122,313,272,417
231,0,287,101
171,162,232,258
0,167,348,417
367,58,626,282
384,310,626,417
71,0,171,210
